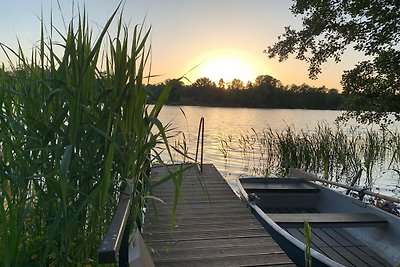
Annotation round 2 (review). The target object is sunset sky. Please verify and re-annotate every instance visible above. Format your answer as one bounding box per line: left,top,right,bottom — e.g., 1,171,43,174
1,0,363,90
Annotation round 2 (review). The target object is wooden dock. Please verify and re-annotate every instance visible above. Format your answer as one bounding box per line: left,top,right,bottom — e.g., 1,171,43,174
142,164,295,267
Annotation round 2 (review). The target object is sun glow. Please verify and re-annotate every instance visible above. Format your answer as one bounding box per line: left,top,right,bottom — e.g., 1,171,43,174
191,49,265,84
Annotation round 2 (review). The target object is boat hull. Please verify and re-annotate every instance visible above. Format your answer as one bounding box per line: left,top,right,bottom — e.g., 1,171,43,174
238,177,399,267
249,204,341,267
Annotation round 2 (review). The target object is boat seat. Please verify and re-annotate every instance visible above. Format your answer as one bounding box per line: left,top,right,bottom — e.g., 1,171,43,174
243,182,319,193
267,212,387,228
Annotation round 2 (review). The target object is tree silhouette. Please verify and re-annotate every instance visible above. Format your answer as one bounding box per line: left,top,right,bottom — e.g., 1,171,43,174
145,74,343,110
218,78,225,89
193,77,216,88
228,79,245,90
254,75,282,89
246,81,253,90
267,0,400,124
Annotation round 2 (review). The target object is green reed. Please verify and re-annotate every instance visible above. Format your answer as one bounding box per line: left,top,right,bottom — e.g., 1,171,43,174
254,129,275,177
363,130,381,188
304,221,312,267
220,123,400,188
389,130,400,169
0,5,180,266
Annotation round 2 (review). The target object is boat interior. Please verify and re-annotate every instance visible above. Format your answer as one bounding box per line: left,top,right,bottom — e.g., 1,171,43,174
240,178,396,267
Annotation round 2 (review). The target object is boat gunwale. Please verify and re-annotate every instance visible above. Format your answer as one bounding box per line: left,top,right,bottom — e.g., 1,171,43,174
237,179,344,267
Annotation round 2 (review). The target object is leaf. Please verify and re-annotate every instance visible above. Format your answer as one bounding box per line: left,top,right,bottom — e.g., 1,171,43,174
100,143,115,207
147,116,173,162
143,195,166,204
61,145,73,218
304,221,312,267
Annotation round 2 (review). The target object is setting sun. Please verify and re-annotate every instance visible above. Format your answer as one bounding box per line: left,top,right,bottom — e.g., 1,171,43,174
198,57,254,83
187,49,268,84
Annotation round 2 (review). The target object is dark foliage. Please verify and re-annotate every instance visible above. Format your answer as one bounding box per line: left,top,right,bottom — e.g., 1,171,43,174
147,75,343,110
267,0,400,124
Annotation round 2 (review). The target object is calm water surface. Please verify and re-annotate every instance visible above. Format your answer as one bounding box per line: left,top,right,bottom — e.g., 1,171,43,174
157,105,400,196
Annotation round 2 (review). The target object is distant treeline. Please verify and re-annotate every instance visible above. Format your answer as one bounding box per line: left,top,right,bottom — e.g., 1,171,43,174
147,75,343,110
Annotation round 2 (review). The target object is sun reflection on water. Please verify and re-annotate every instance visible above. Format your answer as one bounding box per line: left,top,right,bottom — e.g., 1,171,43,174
156,105,400,197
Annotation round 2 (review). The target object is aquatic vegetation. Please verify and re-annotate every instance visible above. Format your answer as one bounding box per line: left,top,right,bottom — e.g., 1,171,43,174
304,221,312,267
363,130,381,189
0,6,178,266
219,123,400,192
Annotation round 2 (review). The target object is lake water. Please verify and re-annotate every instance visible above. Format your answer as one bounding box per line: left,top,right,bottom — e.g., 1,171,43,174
157,105,400,197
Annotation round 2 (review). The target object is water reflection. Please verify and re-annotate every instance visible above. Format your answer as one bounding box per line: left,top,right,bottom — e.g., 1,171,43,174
157,105,400,197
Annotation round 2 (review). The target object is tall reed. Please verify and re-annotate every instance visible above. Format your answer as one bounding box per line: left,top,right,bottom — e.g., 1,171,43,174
304,221,312,267
219,123,399,190
0,5,179,266
363,130,381,188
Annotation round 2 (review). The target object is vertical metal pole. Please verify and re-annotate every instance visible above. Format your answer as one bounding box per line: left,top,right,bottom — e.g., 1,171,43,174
195,119,201,163
200,117,204,173
195,117,204,173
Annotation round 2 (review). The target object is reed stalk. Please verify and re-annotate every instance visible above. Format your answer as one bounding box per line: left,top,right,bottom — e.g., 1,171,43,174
0,5,179,266
218,123,398,190
304,221,312,267
363,130,381,188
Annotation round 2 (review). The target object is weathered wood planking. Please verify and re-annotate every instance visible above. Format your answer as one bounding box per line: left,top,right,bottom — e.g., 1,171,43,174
143,164,295,267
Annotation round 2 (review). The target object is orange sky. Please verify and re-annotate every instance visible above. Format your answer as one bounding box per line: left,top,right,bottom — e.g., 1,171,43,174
0,0,364,90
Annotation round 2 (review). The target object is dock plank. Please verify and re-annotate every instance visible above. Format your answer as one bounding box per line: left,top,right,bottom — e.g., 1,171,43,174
153,253,295,267
143,164,293,266
150,243,286,261
146,236,276,252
